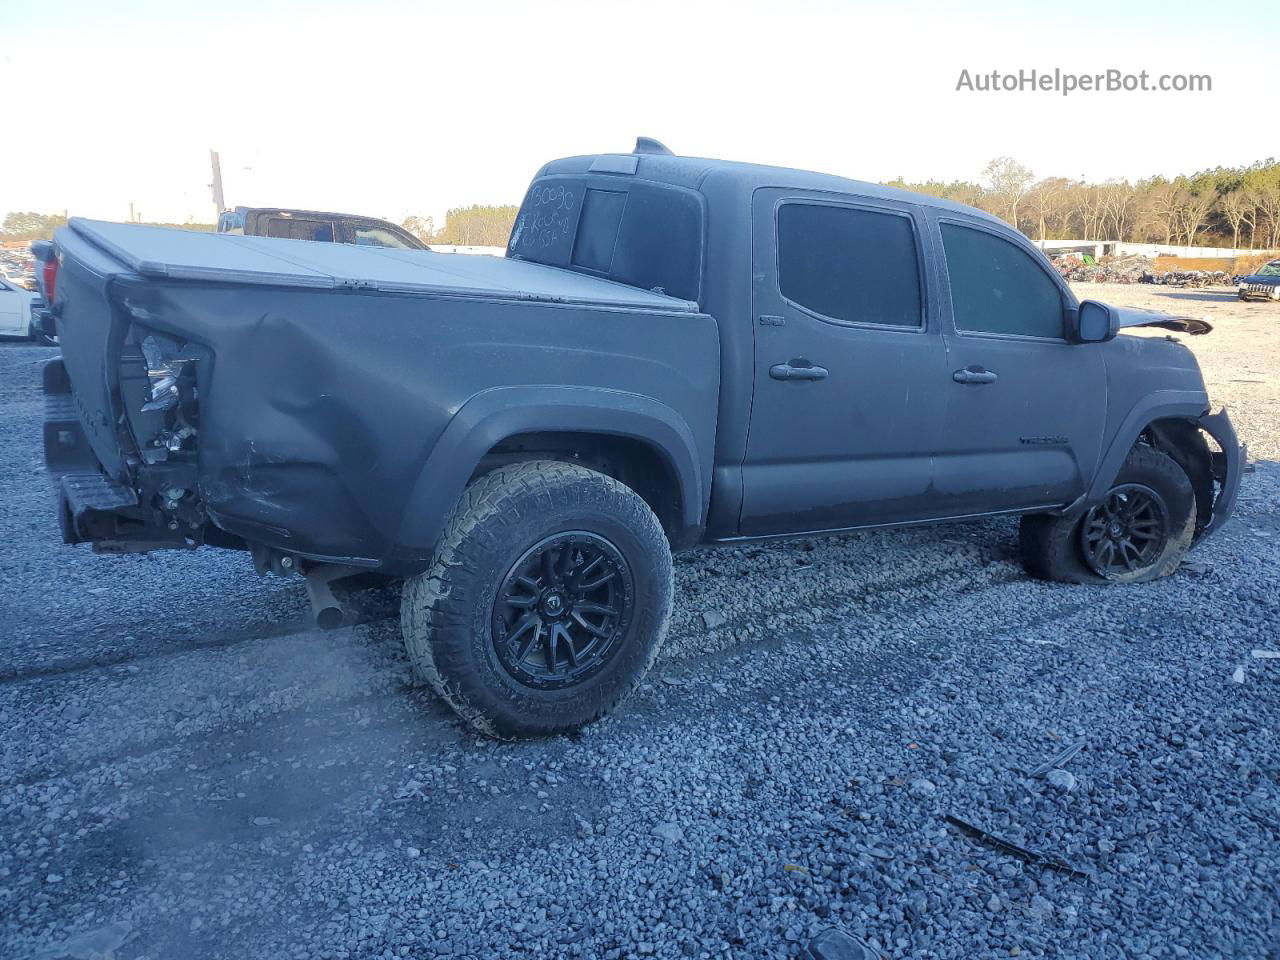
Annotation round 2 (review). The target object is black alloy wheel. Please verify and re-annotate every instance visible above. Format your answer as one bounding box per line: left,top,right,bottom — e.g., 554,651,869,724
1080,482,1170,579
492,531,635,690
401,460,673,738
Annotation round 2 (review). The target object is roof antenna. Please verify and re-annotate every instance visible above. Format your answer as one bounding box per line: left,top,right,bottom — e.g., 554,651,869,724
633,137,673,156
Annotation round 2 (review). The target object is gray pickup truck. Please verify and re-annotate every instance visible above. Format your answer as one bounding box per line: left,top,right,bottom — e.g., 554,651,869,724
37,138,1241,738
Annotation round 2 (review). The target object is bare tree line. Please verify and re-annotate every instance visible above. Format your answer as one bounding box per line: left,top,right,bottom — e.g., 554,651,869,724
406,160,1280,252
402,205,518,247
886,157,1280,249
8,160,1279,253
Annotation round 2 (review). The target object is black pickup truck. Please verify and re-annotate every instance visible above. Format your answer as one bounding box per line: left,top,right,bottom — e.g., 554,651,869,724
36,139,1242,738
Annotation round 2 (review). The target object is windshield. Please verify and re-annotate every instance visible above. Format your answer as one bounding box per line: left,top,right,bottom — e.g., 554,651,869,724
1256,261,1280,277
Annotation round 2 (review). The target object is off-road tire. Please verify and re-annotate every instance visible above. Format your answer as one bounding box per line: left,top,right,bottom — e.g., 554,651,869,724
400,460,672,739
1019,445,1196,585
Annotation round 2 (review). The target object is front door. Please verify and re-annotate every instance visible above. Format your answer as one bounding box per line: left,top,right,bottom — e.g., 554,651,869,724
932,218,1107,514
739,190,947,536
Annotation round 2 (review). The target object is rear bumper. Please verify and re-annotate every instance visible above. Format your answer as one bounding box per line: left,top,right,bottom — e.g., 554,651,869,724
1197,408,1242,541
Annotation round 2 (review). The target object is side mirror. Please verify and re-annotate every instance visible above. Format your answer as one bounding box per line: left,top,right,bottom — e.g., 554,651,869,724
1069,300,1119,344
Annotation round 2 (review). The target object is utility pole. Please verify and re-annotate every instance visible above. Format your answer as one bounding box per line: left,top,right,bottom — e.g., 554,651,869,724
209,149,226,217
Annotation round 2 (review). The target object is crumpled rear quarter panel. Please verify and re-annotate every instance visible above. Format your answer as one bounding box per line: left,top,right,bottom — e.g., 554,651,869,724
108,277,719,570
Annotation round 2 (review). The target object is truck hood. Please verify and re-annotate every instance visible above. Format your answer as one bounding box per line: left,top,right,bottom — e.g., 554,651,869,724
1112,304,1213,336
1241,274,1280,286
61,218,699,313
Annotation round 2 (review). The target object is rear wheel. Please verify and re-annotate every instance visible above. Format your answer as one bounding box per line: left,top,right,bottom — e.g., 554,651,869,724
401,460,672,739
1019,445,1196,584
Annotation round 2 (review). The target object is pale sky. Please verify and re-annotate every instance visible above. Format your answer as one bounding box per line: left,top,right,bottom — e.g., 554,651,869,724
1,0,1275,226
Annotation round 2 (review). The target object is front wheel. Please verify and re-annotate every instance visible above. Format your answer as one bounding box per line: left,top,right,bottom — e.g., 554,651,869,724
401,460,673,739
1019,445,1196,584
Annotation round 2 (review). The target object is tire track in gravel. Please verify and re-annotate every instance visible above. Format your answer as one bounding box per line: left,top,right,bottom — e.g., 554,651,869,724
0,619,322,687
0,558,1054,895
0,627,422,786
5,514,1266,960
33,697,458,853
0,596,398,688
0,548,1025,793
665,559,1021,658
0,526,990,688
0,684,455,791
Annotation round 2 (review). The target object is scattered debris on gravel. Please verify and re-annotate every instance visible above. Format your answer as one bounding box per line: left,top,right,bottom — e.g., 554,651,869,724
1,282,1277,959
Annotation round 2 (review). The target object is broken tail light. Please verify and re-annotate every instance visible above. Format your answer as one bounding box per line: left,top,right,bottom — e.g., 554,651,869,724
140,334,199,413
120,327,204,466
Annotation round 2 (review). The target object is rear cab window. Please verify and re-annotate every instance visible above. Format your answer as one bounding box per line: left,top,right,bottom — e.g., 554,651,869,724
940,221,1065,339
508,177,705,303
776,201,924,329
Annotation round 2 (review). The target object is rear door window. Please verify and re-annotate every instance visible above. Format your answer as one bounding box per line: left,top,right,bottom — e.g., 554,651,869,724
940,222,1064,339
776,202,923,328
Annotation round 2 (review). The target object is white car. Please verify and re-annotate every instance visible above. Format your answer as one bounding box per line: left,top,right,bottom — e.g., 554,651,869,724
0,276,47,342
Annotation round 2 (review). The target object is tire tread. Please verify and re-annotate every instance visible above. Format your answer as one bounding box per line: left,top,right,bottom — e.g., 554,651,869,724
1019,445,1196,585
401,460,671,739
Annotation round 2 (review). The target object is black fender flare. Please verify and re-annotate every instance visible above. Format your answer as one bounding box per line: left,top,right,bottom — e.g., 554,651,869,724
1062,394,1241,543
393,385,708,561
1084,391,1208,506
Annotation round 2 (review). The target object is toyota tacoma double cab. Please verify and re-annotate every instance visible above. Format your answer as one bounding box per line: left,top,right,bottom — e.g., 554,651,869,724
36,138,1242,738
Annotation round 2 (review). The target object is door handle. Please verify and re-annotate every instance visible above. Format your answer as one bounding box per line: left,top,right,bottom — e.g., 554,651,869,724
770,361,828,381
953,366,998,385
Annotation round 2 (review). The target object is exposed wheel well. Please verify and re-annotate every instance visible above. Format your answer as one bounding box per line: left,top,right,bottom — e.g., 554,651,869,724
1142,417,1216,538
471,431,683,538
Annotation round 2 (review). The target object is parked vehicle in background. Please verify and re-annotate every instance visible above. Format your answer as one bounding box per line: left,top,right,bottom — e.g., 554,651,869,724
216,206,426,250
0,275,48,342
1238,260,1280,301
3,272,38,292
36,139,1242,739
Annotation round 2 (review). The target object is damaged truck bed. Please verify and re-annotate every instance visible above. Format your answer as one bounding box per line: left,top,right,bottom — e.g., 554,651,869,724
44,218,717,570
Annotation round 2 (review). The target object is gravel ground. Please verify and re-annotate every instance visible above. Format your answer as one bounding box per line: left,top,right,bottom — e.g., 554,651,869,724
1,285,1278,960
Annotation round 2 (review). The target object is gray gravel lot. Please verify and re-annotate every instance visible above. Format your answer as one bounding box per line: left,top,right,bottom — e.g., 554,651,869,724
1,286,1278,960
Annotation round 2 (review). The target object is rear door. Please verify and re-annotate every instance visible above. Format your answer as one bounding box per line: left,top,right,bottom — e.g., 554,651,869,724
931,217,1106,514
739,190,947,536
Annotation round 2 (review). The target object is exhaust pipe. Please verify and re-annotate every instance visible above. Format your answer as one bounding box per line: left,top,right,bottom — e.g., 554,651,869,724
304,565,352,629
